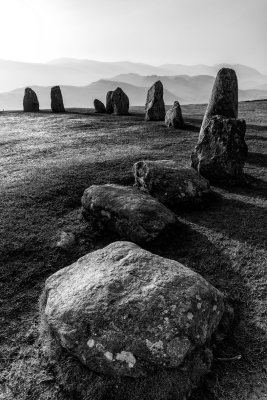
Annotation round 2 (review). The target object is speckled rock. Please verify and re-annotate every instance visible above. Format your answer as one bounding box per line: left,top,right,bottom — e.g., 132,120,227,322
51,86,65,113
23,87,39,112
133,160,210,210
165,101,184,128
81,184,177,244
41,241,224,377
106,91,114,114
191,116,248,184
200,68,238,135
94,99,106,113
111,87,129,115
145,81,165,121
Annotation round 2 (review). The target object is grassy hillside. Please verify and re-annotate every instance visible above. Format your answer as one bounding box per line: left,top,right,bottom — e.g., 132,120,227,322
0,101,266,399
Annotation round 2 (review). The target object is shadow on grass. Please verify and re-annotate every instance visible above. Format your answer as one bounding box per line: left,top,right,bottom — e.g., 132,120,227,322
247,152,267,168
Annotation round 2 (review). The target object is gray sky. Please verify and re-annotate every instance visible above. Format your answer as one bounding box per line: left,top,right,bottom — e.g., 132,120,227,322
1,0,267,72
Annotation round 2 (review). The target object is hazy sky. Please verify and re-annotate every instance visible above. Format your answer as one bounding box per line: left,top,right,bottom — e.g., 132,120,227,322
1,0,267,72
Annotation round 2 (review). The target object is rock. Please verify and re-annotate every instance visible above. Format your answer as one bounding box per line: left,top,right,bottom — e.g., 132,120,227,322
41,241,224,378
81,184,177,244
165,101,184,128
111,87,129,115
51,86,65,113
145,80,165,121
23,87,39,112
133,160,210,210
200,68,238,134
106,91,114,114
191,116,248,184
93,99,106,113
56,231,76,251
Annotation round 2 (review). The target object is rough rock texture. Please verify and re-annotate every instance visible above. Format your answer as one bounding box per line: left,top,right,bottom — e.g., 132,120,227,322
133,160,210,210
106,91,114,114
145,80,165,121
41,241,224,378
81,184,177,244
111,87,129,115
191,116,248,183
51,86,65,113
201,68,238,134
23,87,39,112
165,101,184,128
94,99,106,113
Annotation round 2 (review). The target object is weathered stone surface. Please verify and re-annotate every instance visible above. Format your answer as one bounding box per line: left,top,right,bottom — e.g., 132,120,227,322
111,87,129,115
23,87,39,112
94,99,106,113
133,160,210,210
191,116,248,183
81,184,177,244
106,91,114,114
201,68,238,134
41,241,224,378
145,80,165,121
165,101,184,128
51,86,65,113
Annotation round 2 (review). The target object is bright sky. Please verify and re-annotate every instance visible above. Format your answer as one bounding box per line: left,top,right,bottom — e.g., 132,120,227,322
0,0,266,72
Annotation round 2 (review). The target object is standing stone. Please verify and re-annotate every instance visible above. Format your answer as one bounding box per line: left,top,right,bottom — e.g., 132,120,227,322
111,87,129,115
191,116,248,184
145,80,165,121
165,101,184,128
200,68,238,134
51,86,65,113
40,241,224,378
106,91,114,114
94,99,106,113
23,87,39,112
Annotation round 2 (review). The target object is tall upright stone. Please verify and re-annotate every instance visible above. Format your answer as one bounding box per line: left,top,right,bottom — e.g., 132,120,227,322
23,87,39,112
106,91,114,114
165,101,184,128
145,80,165,121
111,87,129,115
94,99,106,113
51,86,65,113
200,68,238,134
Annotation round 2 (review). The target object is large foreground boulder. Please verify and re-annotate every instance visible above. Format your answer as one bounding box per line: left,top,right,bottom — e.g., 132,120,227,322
94,99,106,113
41,241,224,379
191,116,248,183
200,68,238,134
23,87,39,112
165,101,184,128
106,91,114,114
145,81,165,121
133,160,210,210
111,87,129,115
51,86,65,113
81,184,177,244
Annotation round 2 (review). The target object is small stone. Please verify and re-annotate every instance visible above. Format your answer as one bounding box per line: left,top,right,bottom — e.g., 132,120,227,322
93,99,106,113
145,80,165,121
23,87,39,112
51,86,65,113
165,101,184,128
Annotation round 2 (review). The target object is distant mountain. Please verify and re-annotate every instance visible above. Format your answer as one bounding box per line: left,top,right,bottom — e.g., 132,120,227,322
0,58,266,93
1,76,267,111
0,80,178,110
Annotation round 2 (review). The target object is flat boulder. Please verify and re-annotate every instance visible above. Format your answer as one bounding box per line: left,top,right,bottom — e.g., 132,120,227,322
165,101,184,128
94,99,106,113
191,116,248,184
145,80,165,121
81,184,177,244
23,87,39,112
51,86,65,113
111,87,129,115
106,91,114,114
41,241,224,378
133,160,210,210
200,68,238,135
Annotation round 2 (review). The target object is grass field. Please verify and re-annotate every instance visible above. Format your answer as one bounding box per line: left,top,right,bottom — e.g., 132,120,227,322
0,101,266,399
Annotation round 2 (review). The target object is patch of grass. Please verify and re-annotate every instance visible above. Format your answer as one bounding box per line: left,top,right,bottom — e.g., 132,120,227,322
0,102,266,399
